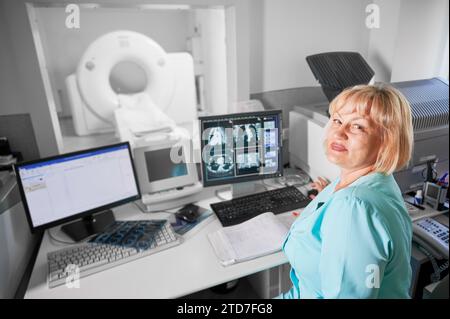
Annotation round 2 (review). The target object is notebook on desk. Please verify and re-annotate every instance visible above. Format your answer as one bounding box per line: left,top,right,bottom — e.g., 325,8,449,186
207,212,296,266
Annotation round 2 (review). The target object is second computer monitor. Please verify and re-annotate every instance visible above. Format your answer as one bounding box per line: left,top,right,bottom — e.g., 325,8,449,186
199,110,283,187
14,142,140,241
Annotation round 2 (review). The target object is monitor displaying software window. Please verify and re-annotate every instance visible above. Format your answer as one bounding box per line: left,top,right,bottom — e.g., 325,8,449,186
199,110,283,187
15,143,140,231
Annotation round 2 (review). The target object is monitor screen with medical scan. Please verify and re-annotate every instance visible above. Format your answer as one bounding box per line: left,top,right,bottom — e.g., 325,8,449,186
15,143,140,232
199,110,283,187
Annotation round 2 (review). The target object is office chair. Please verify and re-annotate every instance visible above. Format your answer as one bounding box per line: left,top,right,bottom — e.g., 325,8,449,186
306,52,375,106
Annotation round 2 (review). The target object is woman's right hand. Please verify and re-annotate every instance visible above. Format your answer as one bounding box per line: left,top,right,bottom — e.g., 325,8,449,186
307,177,329,199
310,177,330,193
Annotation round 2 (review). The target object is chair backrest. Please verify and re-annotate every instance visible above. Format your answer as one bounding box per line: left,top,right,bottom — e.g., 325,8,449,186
306,52,375,103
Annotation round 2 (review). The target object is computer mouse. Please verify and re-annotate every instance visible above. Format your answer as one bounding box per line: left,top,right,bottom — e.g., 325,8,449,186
176,204,200,223
307,189,319,199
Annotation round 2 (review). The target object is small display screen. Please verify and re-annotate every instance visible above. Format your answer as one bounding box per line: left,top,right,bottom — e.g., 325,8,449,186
426,184,439,199
145,148,188,182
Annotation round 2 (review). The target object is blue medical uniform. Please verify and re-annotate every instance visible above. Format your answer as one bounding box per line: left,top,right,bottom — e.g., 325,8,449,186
279,172,412,299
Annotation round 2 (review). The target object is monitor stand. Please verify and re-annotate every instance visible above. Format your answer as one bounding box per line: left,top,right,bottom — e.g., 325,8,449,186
232,181,267,199
61,210,115,242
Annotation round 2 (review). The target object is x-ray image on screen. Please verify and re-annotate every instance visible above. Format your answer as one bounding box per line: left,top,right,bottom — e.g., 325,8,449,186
236,148,260,175
203,124,235,179
203,122,233,150
200,111,282,186
208,127,226,146
233,122,261,148
206,153,234,178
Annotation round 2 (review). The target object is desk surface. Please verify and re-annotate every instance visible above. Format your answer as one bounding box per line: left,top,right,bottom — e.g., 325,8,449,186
24,188,290,299
25,181,448,298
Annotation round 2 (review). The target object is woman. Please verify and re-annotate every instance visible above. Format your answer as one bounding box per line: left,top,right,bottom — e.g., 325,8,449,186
279,84,414,299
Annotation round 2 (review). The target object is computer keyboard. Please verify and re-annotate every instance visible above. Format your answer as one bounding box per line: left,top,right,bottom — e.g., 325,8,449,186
211,186,311,227
47,221,180,288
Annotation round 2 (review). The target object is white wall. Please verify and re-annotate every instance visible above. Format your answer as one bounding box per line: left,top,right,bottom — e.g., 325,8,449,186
1,0,60,157
391,0,449,82
366,0,402,82
439,34,449,79
0,2,25,115
249,0,372,94
249,0,449,94
195,9,228,115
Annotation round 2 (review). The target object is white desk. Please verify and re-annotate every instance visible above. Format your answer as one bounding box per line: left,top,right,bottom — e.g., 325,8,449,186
24,188,290,299
403,194,449,222
25,181,446,299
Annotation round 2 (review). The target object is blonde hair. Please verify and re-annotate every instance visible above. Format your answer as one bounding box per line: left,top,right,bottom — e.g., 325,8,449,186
329,84,414,175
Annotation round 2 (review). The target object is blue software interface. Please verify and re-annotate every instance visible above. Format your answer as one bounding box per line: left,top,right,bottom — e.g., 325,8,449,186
17,145,139,227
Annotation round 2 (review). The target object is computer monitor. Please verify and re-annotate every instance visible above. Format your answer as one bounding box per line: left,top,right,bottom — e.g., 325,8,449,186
14,142,141,241
199,110,283,188
133,138,198,194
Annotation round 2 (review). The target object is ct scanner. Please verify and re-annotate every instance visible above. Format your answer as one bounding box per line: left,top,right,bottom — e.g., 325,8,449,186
65,30,198,146
65,31,202,209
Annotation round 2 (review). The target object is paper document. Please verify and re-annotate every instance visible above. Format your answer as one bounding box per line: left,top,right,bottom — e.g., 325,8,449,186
208,212,290,266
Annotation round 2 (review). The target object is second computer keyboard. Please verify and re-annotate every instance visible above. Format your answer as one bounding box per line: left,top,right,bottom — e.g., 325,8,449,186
211,186,311,227
47,220,180,288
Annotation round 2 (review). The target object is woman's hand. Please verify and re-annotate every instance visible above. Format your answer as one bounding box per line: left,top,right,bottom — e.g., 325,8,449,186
311,177,330,192
308,177,330,199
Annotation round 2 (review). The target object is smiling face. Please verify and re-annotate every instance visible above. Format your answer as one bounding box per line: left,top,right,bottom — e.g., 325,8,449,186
324,102,382,173
323,84,413,176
